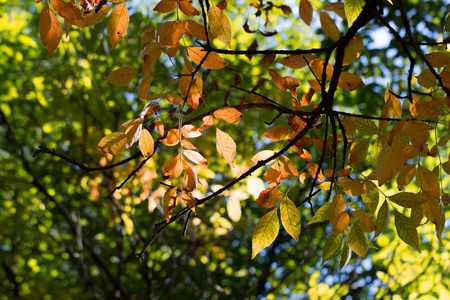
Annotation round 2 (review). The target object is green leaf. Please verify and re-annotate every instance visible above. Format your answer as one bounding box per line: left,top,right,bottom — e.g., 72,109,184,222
252,209,279,259
339,238,351,271
321,232,343,266
373,200,389,239
361,181,379,216
355,117,378,134
389,192,426,208
307,203,331,225
280,197,301,242
348,222,368,258
344,0,365,25
371,137,383,166
394,210,421,252
411,206,423,227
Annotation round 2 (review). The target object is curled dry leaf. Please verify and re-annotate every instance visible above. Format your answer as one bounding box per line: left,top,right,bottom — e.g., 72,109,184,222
161,129,180,146
181,124,202,138
163,186,178,222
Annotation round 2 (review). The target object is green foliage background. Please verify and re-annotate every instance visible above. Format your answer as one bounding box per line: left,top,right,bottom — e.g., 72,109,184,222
1,0,450,299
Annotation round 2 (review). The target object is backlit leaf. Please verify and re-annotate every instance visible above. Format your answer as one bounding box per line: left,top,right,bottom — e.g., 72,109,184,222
416,165,440,198
208,5,232,47
320,12,340,42
216,128,236,167
341,35,362,65
263,125,289,141
98,132,126,155
279,54,315,69
337,72,365,91
355,118,378,134
361,181,379,216
163,186,178,222
345,0,364,25
158,20,188,46
139,129,154,157
39,3,62,58
72,5,111,28
348,138,370,165
328,194,346,224
339,239,352,270
153,0,177,13
183,150,208,166
299,0,313,26
343,179,368,196
343,115,356,136
163,154,183,179
417,68,436,88
307,203,331,225
51,0,82,20
332,212,350,233
376,136,403,186
348,223,368,259
350,211,376,232
394,210,421,252
188,47,228,69
321,232,342,266
280,197,301,241
389,192,425,208
213,107,243,123
406,120,430,151
107,3,129,51
124,118,143,149
104,67,137,86
182,159,198,191
256,188,283,209
252,209,279,259
251,150,276,164
373,200,389,239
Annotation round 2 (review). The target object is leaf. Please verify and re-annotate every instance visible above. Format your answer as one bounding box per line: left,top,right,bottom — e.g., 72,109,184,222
320,12,340,42
161,129,180,146
143,42,163,75
376,136,403,186
216,128,236,167
341,35,363,65
51,0,82,20
343,179,368,196
182,159,198,191
416,165,440,198
425,52,450,68
348,138,370,165
371,138,383,166
328,194,346,224
422,197,441,227
251,150,275,164
187,47,228,69
417,68,436,88
280,197,301,241
157,20,188,46
72,5,111,28
180,124,202,138
163,186,178,222
163,154,183,179
347,223,368,259
263,125,289,141
213,107,243,123
350,211,376,232
208,4,232,47
406,120,430,151
339,239,352,270
338,72,365,91
153,0,177,13
279,54,315,69
278,155,299,178
344,0,365,25
256,188,283,209
39,3,62,58
332,212,350,233
307,203,331,225
179,66,203,109
299,0,313,26
227,197,241,222
179,0,199,16
389,192,425,208
373,200,389,239
124,118,143,149
394,210,421,252
186,20,214,41
181,190,196,212
437,134,450,147
310,58,334,81
361,181,379,216
98,132,126,155
252,209,279,259
264,163,282,188
138,76,152,101
141,26,156,44
198,115,215,131
139,129,154,157
416,102,444,117
355,118,378,134
107,3,129,51
103,67,137,86
183,150,208,166
343,116,356,136
321,232,343,266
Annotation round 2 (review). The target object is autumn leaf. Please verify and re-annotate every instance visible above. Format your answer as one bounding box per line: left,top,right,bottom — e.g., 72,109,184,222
337,72,365,91
72,5,111,28
213,107,243,123
51,0,82,20
321,232,342,266
350,211,376,233
216,128,236,167
332,212,350,233
208,4,232,47
376,136,403,186
161,129,180,146
141,26,156,44
104,67,137,86
394,210,421,252
280,197,301,241
341,35,363,65
163,154,183,179
158,20,188,46
348,223,368,259
124,118,143,149
307,203,331,225
153,0,177,13
406,120,430,151
361,181,379,216
182,159,198,191
339,240,352,270
328,194,346,224
256,188,283,209
373,200,389,239
98,132,126,155
183,150,208,166
187,47,228,70
163,186,178,222
263,125,289,141
252,209,279,259
416,165,440,198
348,138,370,165
107,3,129,51
320,12,340,42
345,0,364,25
251,150,276,164
139,129,154,157
299,0,313,26
279,54,315,69
39,3,62,58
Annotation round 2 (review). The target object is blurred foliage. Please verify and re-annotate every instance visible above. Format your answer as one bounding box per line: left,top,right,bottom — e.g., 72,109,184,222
1,0,450,299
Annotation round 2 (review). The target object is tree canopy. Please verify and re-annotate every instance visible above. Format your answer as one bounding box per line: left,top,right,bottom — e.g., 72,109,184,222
1,0,450,298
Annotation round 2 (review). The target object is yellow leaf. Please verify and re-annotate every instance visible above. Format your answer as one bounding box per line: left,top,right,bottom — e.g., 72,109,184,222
280,197,301,241
279,54,315,69
251,150,276,164
182,160,198,191
208,5,232,47
138,76,152,101
341,35,362,65
350,211,377,232
256,188,283,209
180,124,202,138
186,20,215,42
155,118,164,136
328,194,346,224
181,190,196,212
183,150,208,166
338,72,365,91
252,209,279,259
163,154,183,179
320,12,340,42
348,223,368,259
213,107,243,123
348,138,370,165
143,42,163,75
157,20,188,46
425,52,450,68
161,129,180,146
406,120,429,151
343,179,368,196
72,5,111,28
345,0,364,25
409,94,419,117
278,155,299,178
397,164,416,191
416,102,444,117
139,129,154,157
417,68,436,88
416,165,440,198
310,58,334,81
343,116,356,136
124,118,143,149
299,0,313,26
307,203,331,225
187,47,228,70
39,3,62,58
103,67,137,86
98,132,126,155
51,0,82,20
332,212,350,233
308,163,324,182
263,125,289,141
376,136,403,186
163,186,178,222
216,128,236,167
107,3,129,51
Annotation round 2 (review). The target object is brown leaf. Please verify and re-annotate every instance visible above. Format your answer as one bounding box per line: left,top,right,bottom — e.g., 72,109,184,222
107,3,129,51
39,3,62,58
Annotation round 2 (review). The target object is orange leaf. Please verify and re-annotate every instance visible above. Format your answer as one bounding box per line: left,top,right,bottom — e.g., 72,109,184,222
256,188,283,209
332,212,350,233
186,20,215,42
51,0,82,20
143,42,163,75
179,0,199,16
155,118,164,136
103,67,137,86
264,163,282,187
198,115,215,131
163,186,178,221
163,154,183,179
39,3,62,58
181,124,202,138
72,5,111,28
139,129,154,157
308,163,324,182
161,129,180,146
251,150,276,164
187,47,228,69
124,118,143,149
337,72,365,91
310,58,334,81
138,76,152,101
182,160,198,191
141,26,156,44
153,0,177,13
263,125,289,141
328,194,346,224
320,12,340,42
183,150,208,166
216,128,236,167
98,132,126,155
299,0,313,26
157,20,188,46
181,139,197,150
213,107,243,123
406,120,430,151
280,54,315,69
107,3,129,51
350,211,377,232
